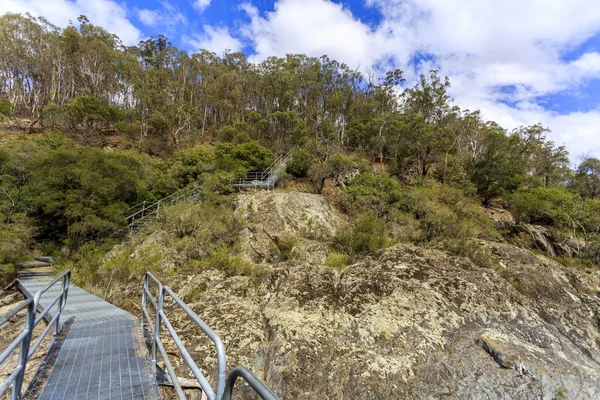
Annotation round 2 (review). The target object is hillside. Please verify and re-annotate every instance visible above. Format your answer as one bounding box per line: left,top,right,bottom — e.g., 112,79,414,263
78,190,600,399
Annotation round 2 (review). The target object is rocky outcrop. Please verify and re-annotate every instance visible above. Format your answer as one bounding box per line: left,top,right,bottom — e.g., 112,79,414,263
236,191,343,265
487,206,584,257
171,241,600,399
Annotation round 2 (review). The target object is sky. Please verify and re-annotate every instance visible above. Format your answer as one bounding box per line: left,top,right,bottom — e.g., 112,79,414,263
2,0,600,162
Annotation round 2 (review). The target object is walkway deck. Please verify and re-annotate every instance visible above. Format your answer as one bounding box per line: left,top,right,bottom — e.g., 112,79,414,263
18,279,160,400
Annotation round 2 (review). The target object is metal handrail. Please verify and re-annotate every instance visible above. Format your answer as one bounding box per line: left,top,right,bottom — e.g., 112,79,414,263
223,367,279,400
0,270,71,400
126,183,202,232
141,272,226,400
141,272,278,400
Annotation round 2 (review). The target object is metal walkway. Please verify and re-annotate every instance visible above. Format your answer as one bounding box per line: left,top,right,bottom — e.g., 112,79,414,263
17,279,160,400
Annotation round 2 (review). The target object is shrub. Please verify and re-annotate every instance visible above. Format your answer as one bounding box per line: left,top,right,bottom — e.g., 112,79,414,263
61,96,118,130
510,187,576,227
0,101,12,116
275,235,299,261
286,149,313,177
165,144,215,187
324,252,351,268
441,239,500,270
407,181,497,243
333,213,389,257
207,244,265,277
344,172,409,218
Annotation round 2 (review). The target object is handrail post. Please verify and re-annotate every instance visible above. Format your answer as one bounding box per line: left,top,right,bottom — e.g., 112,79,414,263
141,274,147,332
152,282,164,374
11,301,35,400
54,271,69,334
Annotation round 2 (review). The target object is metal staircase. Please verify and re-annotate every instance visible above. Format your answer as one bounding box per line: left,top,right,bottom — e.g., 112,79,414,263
15,256,55,279
233,147,296,190
117,147,295,235
121,183,203,234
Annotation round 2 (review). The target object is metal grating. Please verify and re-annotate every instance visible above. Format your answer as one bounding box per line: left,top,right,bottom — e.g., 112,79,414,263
18,279,160,400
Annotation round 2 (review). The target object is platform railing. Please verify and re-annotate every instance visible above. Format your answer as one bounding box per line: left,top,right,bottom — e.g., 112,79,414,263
0,270,71,400
141,272,279,400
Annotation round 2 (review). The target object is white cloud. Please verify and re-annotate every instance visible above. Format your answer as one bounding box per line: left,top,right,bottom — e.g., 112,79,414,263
135,2,186,31
0,0,142,45
238,0,600,158
184,25,243,53
239,0,406,68
137,9,160,27
192,0,211,13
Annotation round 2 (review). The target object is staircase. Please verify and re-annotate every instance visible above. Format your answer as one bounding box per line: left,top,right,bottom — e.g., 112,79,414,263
233,147,296,190
16,256,55,279
118,148,295,236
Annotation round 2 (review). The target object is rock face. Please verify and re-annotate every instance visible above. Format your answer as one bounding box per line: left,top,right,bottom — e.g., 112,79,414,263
166,194,600,400
236,191,343,265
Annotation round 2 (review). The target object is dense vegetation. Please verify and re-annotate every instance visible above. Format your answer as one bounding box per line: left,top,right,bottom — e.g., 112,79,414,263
1,13,600,284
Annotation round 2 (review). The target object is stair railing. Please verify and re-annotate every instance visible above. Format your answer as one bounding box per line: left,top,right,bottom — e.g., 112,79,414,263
126,183,202,232
0,270,71,400
141,272,279,400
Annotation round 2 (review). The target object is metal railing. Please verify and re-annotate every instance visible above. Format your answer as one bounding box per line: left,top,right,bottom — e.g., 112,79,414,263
233,146,297,189
125,183,202,232
141,272,279,400
0,271,71,400
223,367,279,400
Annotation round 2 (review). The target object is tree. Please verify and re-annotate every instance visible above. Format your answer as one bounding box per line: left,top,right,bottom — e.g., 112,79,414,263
574,157,600,199
344,172,407,218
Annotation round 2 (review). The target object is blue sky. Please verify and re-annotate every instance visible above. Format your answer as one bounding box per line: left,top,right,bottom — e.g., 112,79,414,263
3,0,600,160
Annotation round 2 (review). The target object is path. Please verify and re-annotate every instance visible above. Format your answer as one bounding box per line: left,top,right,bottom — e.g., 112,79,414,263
18,279,160,400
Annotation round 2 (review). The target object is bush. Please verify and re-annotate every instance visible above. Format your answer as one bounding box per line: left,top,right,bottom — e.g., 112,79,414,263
441,239,500,269
324,252,351,268
61,96,118,130
165,145,215,187
0,101,13,116
344,172,409,218
286,149,313,177
510,187,576,227
275,235,299,261
333,213,389,257
407,181,497,243
216,141,274,173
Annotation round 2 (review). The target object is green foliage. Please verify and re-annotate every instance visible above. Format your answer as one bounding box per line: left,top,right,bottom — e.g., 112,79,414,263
309,154,356,194
471,130,526,202
574,157,600,199
61,96,118,130
0,136,161,246
344,172,408,218
333,213,390,257
0,101,12,116
510,187,576,227
206,244,265,277
286,149,314,177
164,144,215,187
324,252,351,268
216,141,274,174
275,235,299,261
442,239,500,269
0,214,34,285
407,181,497,243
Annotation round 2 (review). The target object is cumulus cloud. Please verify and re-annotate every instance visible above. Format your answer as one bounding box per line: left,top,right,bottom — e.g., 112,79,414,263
192,0,211,13
135,2,186,31
239,0,406,68
238,0,600,158
184,25,243,53
0,0,142,45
